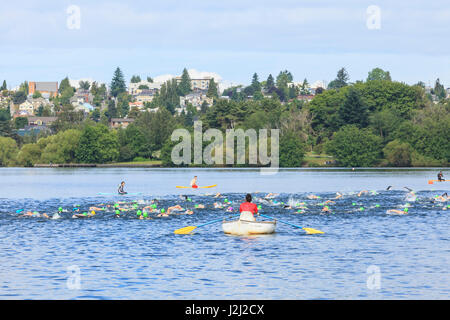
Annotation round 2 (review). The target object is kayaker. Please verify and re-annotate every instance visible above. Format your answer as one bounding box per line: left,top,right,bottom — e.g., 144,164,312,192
118,181,127,195
190,176,198,188
437,171,444,181
239,194,258,221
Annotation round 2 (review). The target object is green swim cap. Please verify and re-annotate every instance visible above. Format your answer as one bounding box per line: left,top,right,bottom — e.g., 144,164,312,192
83,212,88,216
187,198,192,202
360,207,364,211
137,210,142,216
224,198,228,202
375,204,380,207
151,204,157,209
115,210,120,215
352,202,356,206
195,204,199,208
404,208,409,212
257,205,262,209
114,203,119,207
58,207,63,212
133,204,138,208
143,212,148,218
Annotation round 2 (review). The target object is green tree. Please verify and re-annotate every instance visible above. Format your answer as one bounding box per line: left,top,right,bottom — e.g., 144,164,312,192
14,117,28,129
17,143,42,167
251,73,261,93
0,108,13,138
32,90,42,99
12,91,27,105
383,140,412,167
79,80,91,90
178,68,192,96
367,68,392,81
0,136,18,166
265,74,275,93
75,125,119,163
338,87,368,127
207,78,219,99
130,75,141,83
59,77,72,94
326,125,383,167
1,80,6,91
40,129,82,163
279,131,305,167
328,67,349,89
110,67,127,97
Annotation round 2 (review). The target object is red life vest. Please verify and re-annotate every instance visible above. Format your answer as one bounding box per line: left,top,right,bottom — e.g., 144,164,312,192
239,202,258,214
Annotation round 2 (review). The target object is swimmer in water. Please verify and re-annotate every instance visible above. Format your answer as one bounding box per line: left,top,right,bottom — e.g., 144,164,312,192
20,211,49,218
264,193,278,199
307,194,320,200
386,208,408,215
335,192,343,199
213,192,221,198
435,193,448,202
118,181,127,195
357,190,369,197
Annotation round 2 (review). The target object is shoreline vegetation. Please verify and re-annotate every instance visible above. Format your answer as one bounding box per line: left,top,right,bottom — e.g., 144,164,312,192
0,67,449,168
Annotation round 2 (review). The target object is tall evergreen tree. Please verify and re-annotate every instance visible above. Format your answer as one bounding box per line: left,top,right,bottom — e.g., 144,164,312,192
251,73,261,93
328,68,349,89
1,80,6,91
110,67,127,97
338,87,368,127
265,74,275,92
130,75,141,83
207,78,219,98
178,68,192,96
59,77,72,94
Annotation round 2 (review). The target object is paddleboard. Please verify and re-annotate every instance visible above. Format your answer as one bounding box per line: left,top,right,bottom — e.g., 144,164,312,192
97,192,143,195
428,180,447,184
176,185,217,189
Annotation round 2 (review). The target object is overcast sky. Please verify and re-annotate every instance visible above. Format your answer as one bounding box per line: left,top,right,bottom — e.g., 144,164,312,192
0,0,449,88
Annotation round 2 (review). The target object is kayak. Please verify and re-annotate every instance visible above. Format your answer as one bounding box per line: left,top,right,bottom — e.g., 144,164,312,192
176,185,217,189
222,219,276,235
97,192,143,195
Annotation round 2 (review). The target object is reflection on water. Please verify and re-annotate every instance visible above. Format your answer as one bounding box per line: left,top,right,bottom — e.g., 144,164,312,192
0,168,448,299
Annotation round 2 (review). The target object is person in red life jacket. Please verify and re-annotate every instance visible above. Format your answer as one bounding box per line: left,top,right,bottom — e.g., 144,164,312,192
239,193,258,221
190,176,198,188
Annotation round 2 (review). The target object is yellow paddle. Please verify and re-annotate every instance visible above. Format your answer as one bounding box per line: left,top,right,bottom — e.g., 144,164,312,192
174,215,239,234
259,214,324,234
176,184,217,189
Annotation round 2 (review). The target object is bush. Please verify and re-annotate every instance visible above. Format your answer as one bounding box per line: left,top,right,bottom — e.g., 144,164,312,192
279,131,305,167
326,125,383,167
383,140,412,167
0,136,18,166
17,143,41,167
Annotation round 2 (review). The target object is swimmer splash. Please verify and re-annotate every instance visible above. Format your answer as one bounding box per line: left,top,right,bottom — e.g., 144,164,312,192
170,121,279,175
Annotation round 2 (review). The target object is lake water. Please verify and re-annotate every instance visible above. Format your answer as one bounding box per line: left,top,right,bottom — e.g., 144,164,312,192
0,168,448,299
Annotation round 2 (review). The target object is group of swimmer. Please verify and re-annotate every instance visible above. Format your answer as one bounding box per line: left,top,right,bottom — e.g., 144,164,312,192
16,173,449,219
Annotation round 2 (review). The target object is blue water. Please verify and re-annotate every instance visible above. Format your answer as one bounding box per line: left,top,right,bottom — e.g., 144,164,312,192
0,168,448,299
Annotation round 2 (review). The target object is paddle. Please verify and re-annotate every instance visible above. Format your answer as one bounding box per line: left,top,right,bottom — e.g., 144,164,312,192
176,185,217,189
174,214,240,234
258,214,324,235
428,180,447,184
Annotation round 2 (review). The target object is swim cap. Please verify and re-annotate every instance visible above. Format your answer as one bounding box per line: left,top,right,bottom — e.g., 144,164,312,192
360,207,364,211
257,205,262,209
115,210,120,215
83,212,88,216
195,204,199,208
114,204,119,208
91,211,95,215
143,212,148,218
187,198,192,202
352,202,356,206
58,207,63,212
137,210,142,216
404,208,408,212
161,209,165,213
375,204,380,207
133,204,138,208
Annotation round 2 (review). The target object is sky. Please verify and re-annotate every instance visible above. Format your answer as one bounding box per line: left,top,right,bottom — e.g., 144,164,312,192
0,0,449,89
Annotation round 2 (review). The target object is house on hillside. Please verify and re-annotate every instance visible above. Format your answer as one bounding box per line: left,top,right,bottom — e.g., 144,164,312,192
29,82,58,98
110,118,134,129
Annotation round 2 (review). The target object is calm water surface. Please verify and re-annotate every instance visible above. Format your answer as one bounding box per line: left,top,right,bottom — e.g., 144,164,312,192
0,168,448,299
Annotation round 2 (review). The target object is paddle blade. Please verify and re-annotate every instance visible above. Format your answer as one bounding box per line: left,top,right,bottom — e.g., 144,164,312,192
176,186,191,189
200,184,217,189
174,226,197,234
428,180,434,184
303,227,324,235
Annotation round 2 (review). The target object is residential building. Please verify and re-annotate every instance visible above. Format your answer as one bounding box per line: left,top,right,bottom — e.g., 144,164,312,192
135,89,156,103
128,81,162,95
26,116,57,126
29,82,58,98
175,76,212,91
110,118,135,129
180,92,213,109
